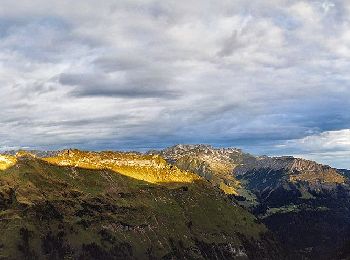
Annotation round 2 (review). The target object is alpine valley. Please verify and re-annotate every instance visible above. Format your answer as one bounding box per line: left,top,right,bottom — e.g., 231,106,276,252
0,145,349,260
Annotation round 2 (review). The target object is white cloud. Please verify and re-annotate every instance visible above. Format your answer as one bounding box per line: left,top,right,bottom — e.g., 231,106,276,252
287,129,350,151
321,1,335,13
277,129,350,168
0,0,349,169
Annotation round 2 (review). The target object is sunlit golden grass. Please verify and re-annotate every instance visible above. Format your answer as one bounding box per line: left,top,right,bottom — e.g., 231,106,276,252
43,150,201,184
0,155,17,170
219,181,238,195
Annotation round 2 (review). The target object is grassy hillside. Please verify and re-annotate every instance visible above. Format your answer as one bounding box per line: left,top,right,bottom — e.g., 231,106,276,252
0,151,281,259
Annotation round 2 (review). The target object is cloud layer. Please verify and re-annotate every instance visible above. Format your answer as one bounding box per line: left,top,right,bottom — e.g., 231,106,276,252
0,0,349,167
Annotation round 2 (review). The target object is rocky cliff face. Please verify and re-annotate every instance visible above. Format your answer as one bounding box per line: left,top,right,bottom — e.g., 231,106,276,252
153,145,251,195
159,144,350,259
0,150,282,260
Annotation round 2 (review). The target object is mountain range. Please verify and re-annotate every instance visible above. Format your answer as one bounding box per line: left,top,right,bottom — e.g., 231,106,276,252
1,145,350,259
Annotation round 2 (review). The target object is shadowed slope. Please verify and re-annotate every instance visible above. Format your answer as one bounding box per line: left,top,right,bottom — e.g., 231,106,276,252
159,144,350,259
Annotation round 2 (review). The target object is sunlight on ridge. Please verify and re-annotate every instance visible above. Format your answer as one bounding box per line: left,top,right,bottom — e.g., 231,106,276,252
43,150,201,184
0,155,17,170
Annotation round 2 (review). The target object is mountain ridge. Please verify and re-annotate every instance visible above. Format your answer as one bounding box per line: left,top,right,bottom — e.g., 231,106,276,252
0,148,282,259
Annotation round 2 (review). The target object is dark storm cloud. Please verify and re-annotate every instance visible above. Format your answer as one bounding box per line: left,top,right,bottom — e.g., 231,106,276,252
59,72,180,99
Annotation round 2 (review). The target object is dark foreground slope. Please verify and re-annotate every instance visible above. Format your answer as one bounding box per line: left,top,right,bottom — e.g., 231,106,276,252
0,151,281,260
158,145,350,259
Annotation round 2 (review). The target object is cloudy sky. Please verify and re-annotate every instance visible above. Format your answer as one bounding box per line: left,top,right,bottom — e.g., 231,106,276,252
0,0,349,168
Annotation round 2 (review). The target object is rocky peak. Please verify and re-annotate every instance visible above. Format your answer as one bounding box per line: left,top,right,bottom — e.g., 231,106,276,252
159,144,244,162
156,144,249,195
